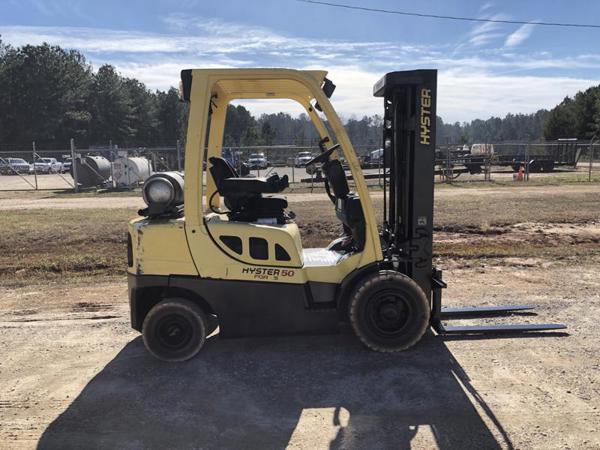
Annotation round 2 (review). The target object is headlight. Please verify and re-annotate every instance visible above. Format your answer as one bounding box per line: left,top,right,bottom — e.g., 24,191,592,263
141,172,184,217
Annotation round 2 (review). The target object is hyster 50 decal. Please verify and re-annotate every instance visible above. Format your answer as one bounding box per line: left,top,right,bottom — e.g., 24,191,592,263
242,267,295,280
420,88,432,145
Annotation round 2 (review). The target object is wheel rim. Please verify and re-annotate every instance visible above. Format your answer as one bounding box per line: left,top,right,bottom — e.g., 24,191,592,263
366,289,412,337
155,314,193,350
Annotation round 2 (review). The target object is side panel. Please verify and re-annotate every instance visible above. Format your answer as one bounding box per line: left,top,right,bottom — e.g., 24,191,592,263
128,217,197,276
169,276,340,337
206,215,304,268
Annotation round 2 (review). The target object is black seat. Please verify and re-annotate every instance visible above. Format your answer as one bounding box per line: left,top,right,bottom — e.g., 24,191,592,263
209,156,289,223
322,159,366,251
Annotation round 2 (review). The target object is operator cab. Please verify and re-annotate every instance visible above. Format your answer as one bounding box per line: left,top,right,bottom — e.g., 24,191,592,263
197,72,368,268
206,136,366,267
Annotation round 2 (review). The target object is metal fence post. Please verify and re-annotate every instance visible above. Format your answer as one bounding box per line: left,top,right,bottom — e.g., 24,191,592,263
70,138,79,192
109,145,115,189
446,146,451,184
525,143,530,181
32,141,38,190
176,139,182,172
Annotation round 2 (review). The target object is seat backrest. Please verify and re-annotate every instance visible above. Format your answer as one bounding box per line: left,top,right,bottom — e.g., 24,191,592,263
323,159,349,199
209,156,238,190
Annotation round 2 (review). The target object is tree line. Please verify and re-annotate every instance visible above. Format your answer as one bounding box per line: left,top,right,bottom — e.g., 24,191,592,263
0,40,186,147
1,39,599,149
543,85,600,140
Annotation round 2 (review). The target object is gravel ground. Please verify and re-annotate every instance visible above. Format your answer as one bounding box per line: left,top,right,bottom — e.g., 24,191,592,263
0,260,598,449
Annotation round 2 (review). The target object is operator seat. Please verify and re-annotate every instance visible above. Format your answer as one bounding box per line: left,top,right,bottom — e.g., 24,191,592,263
209,156,289,223
322,159,366,251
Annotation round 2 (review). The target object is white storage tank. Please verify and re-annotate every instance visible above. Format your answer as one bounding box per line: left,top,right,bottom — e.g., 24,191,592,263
112,157,153,187
73,155,111,188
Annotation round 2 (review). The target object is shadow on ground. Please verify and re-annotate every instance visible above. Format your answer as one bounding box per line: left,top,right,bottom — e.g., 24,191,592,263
38,333,511,449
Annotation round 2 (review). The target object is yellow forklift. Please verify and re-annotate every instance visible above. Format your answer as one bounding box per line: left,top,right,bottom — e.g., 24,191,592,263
127,68,565,361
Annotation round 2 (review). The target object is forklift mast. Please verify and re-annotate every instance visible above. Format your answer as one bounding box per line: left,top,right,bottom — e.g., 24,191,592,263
374,70,437,298
374,70,565,335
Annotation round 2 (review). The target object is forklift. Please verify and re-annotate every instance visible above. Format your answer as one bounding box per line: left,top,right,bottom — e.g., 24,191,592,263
127,68,565,361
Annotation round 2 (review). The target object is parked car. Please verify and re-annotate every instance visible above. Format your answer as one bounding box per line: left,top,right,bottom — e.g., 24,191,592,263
61,157,72,173
247,153,268,170
32,157,63,174
0,157,31,175
294,151,315,167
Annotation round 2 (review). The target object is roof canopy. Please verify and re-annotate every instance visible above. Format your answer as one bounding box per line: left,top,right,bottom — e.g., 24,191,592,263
190,68,328,101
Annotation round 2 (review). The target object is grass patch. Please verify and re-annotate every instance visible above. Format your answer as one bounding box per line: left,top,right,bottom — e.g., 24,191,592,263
0,208,136,286
1,184,599,285
433,241,600,259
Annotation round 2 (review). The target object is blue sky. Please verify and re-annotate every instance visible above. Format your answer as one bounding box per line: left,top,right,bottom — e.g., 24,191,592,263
1,0,600,122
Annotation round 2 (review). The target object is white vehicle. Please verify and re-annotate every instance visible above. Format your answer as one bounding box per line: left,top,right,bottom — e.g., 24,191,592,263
471,143,494,156
247,153,268,169
294,151,315,167
33,157,63,174
61,160,72,173
0,158,31,174
370,148,384,162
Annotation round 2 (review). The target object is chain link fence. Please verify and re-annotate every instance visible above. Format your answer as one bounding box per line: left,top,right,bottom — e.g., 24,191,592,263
435,140,600,183
1,139,599,192
0,142,75,191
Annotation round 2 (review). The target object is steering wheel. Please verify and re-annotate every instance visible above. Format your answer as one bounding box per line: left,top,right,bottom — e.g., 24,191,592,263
305,144,341,166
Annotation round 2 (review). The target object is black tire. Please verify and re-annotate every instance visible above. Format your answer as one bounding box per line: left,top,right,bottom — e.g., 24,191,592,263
142,298,208,362
349,271,430,352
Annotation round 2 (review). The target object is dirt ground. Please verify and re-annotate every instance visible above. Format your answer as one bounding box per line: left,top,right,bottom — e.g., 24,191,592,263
1,183,599,449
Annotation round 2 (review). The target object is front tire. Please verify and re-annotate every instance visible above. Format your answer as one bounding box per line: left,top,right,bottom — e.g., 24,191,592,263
142,298,208,361
349,271,430,352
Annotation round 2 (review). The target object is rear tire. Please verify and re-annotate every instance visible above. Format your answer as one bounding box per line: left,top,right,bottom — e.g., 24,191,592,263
349,271,430,352
142,298,208,362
